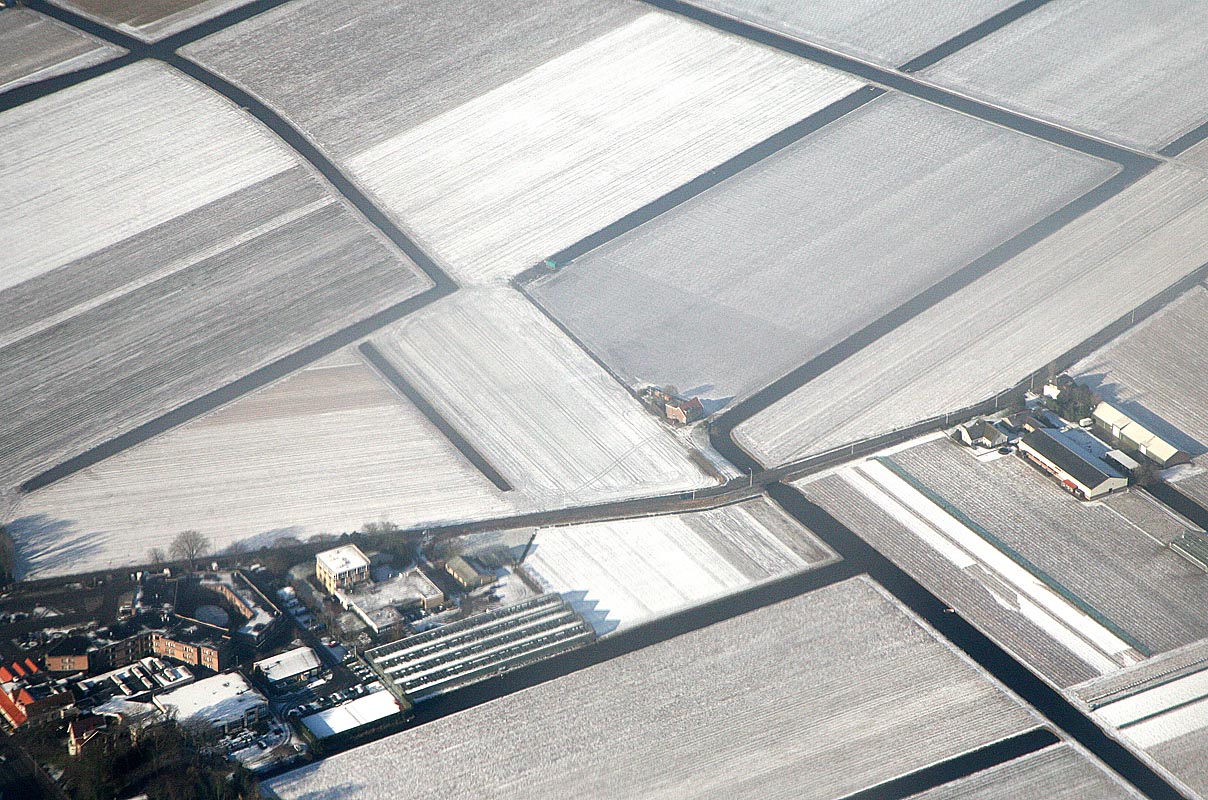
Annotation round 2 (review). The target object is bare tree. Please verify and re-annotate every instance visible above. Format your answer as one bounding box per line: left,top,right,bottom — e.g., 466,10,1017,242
148,547,166,566
170,530,210,571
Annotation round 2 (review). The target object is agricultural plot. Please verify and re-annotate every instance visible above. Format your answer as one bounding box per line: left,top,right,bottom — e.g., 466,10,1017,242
523,497,835,634
689,0,1016,67
531,92,1115,403
6,350,512,580
920,0,1208,151
48,0,256,42
1180,139,1208,173
0,7,122,94
736,164,1208,466
265,577,1043,800
799,469,1111,688
1073,285,1208,455
0,62,430,491
889,439,1208,655
1091,665,1208,799
187,6,865,284
908,744,1143,800
370,288,717,506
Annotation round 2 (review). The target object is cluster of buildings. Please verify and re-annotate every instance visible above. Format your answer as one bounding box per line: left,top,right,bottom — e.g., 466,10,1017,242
318,544,450,639
43,570,282,678
639,386,705,425
956,379,1193,502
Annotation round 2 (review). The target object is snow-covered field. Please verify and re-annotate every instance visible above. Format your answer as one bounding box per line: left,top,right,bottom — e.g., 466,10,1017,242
0,7,122,94
689,0,1016,67
370,288,718,505
1093,666,1208,798
1180,138,1208,172
49,0,255,42
189,7,864,284
909,744,1143,800
532,92,1115,403
1073,285,1208,454
798,443,1160,689
6,351,512,579
265,577,1042,800
524,497,835,634
0,63,429,490
886,440,1208,654
183,0,643,157
921,0,1208,151
736,164,1208,466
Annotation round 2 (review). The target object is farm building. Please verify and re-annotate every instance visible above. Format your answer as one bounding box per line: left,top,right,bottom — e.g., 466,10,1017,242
316,545,371,594
444,555,493,591
1092,402,1191,468
254,647,322,689
1018,429,1128,500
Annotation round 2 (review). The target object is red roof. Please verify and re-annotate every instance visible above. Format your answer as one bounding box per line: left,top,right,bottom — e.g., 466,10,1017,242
0,667,12,683
0,689,26,727
24,659,39,674
10,662,25,678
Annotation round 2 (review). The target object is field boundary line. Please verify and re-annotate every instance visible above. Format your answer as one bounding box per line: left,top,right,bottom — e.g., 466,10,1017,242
357,342,513,493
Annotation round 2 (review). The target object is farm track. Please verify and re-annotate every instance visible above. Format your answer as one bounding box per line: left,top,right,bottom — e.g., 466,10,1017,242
4,4,1196,795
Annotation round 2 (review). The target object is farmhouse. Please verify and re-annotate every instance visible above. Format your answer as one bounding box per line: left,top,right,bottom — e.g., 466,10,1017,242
955,419,1008,449
1018,428,1128,500
316,545,371,594
1092,402,1191,468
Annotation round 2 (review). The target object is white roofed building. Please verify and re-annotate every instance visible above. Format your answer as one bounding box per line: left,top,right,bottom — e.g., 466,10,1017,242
254,646,322,689
316,545,371,594
153,672,268,734
301,690,403,739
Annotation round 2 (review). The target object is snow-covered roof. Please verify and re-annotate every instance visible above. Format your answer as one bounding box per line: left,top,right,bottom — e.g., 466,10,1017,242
154,672,266,726
254,646,321,684
301,690,402,739
316,545,370,575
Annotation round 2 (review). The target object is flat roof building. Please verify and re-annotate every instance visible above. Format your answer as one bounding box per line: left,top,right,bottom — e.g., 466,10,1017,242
336,567,445,636
154,672,268,735
301,690,403,740
316,545,371,595
1019,428,1128,500
254,646,322,689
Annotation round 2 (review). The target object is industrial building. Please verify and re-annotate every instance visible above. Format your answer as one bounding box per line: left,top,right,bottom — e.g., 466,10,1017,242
316,545,372,594
1092,402,1191,468
365,593,594,703
1018,428,1129,500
